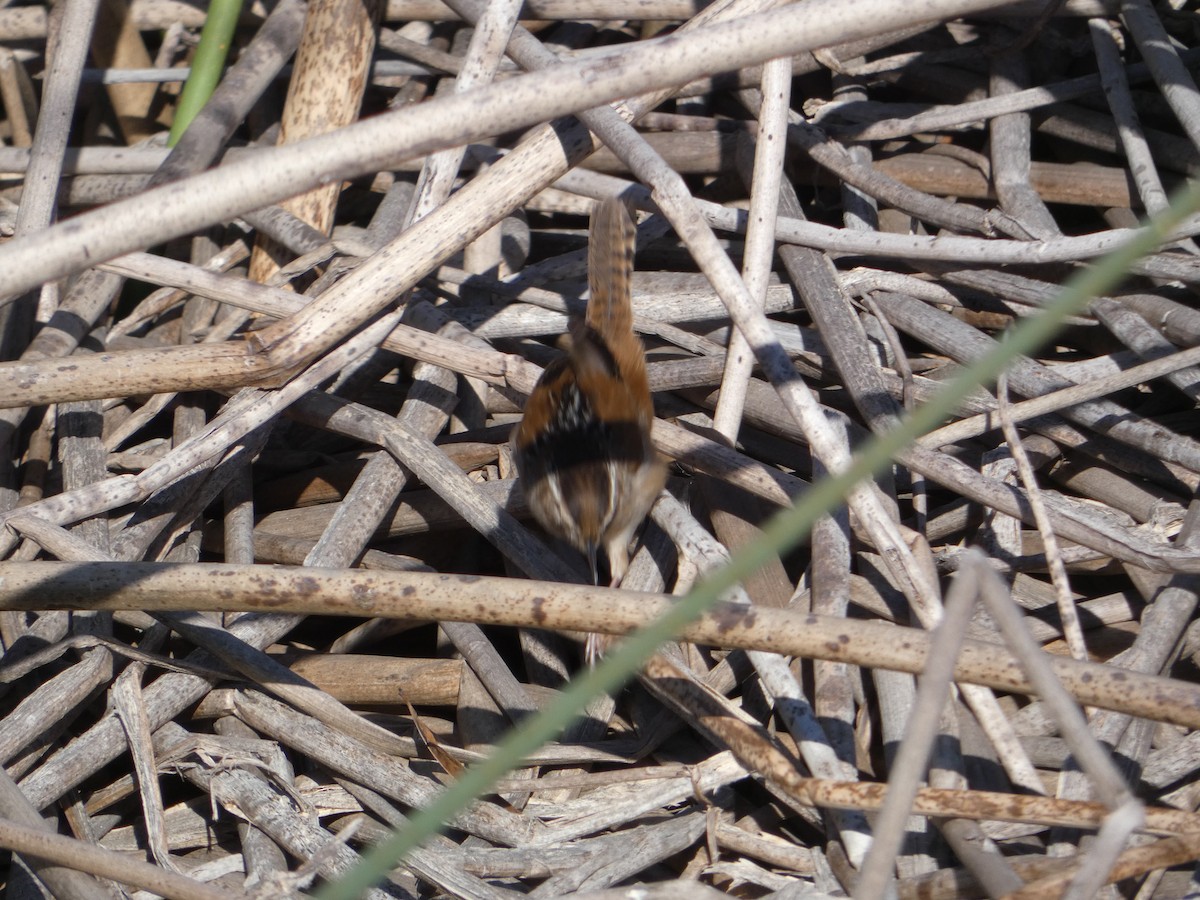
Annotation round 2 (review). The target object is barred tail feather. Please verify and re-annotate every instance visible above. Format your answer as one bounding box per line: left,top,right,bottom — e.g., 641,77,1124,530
586,197,637,345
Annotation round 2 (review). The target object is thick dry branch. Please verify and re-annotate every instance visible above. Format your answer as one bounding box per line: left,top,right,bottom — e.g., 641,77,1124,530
0,0,1019,300
2,561,1200,728
0,816,249,900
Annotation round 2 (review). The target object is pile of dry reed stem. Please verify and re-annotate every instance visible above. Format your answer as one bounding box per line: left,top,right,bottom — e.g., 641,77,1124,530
2,0,1200,896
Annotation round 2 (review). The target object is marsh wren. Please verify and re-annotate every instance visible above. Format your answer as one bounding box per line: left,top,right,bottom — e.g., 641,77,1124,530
511,197,666,586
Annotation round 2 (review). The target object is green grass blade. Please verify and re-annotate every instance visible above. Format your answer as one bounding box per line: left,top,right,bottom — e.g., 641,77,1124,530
317,177,1200,899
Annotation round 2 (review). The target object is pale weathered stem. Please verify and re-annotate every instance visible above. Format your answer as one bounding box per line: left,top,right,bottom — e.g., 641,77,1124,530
711,60,791,441
996,372,1088,662
854,557,981,900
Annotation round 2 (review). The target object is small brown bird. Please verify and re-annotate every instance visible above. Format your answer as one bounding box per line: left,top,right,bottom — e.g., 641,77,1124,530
511,197,666,586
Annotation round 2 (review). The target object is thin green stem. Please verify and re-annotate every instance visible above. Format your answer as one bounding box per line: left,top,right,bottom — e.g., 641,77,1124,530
168,0,244,146
318,178,1200,900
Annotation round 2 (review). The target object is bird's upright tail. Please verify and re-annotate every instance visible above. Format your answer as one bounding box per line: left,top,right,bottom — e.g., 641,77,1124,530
584,197,646,395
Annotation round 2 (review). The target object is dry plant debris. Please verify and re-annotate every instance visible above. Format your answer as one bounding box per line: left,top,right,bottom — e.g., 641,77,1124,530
2,0,1200,897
